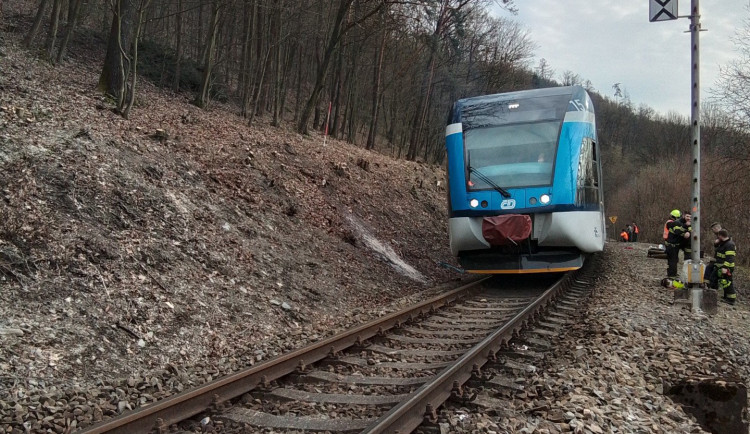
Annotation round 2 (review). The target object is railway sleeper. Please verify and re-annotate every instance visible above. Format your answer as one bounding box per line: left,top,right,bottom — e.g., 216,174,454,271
496,348,543,361
430,312,515,323
536,319,565,332
219,407,372,433
521,336,553,350
401,326,497,339
560,299,588,308
256,387,410,406
300,370,433,386
331,355,453,371
366,343,466,358
418,320,506,330
543,312,570,324
387,334,481,345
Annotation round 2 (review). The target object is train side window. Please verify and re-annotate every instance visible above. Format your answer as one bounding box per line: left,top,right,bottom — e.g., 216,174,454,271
577,138,599,205
592,141,597,162
591,141,599,187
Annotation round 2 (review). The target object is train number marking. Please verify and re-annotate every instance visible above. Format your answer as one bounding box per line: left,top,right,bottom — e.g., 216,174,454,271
570,99,586,111
501,199,516,209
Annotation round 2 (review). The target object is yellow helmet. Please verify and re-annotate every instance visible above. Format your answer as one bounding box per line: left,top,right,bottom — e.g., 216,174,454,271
670,209,681,218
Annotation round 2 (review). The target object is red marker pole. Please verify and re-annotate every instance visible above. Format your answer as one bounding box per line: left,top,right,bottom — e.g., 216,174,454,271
323,102,332,146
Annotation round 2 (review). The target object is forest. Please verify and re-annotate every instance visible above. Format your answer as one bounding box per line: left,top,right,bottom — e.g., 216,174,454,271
4,0,750,264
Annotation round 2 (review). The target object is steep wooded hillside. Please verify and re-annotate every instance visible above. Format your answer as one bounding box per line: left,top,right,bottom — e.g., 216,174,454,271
0,36,459,424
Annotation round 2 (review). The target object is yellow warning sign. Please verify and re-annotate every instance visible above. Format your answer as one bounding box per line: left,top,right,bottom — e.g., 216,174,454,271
609,216,617,224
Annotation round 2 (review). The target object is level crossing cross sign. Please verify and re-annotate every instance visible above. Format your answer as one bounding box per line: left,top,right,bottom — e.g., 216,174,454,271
649,0,678,22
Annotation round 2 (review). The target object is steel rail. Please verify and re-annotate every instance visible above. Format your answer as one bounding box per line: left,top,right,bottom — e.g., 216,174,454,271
78,277,489,434
363,270,576,433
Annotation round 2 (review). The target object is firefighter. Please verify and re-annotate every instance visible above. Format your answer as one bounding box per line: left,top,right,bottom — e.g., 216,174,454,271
704,222,723,288
715,229,737,305
663,211,678,241
680,213,693,259
665,209,690,278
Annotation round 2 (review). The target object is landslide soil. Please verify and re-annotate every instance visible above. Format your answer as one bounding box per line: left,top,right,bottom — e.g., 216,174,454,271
0,31,460,430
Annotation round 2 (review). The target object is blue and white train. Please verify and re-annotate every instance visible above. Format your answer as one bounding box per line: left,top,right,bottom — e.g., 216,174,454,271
446,86,605,273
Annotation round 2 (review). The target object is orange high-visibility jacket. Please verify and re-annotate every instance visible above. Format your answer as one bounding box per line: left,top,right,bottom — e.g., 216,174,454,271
663,219,674,240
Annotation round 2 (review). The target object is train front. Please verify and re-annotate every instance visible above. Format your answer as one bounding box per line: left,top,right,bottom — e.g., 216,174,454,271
445,86,605,273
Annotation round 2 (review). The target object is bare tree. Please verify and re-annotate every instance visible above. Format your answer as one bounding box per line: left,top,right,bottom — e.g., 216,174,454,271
98,0,136,101
194,0,222,108
173,0,183,92
366,5,388,150
561,70,582,86
119,0,153,118
407,0,484,161
296,0,385,135
56,0,83,63
713,14,750,132
534,57,553,81
23,0,50,47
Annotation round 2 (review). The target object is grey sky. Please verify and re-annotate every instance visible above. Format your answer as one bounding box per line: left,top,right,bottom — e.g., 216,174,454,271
502,1,746,117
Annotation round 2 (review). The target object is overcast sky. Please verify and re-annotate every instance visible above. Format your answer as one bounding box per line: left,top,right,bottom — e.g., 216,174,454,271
498,1,747,117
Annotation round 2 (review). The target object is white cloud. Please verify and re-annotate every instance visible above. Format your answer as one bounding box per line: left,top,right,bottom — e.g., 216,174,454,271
499,0,746,117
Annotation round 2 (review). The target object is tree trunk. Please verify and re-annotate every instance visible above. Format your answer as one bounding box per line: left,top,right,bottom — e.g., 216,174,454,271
331,46,344,137
345,57,356,143
278,40,294,122
45,0,62,61
121,5,147,119
23,0,49,47
407,0,452,161
241,0,258,117
173,0,183,92
66,0,76,25
366,8,387,150
238,0,251,112
253,7,272,117
293,44,303,122
56,0,81,63
407,54,435,160
271,0,284,127
98,0,135,99
194,0,221,109
248,43,271,127
296,0,353,135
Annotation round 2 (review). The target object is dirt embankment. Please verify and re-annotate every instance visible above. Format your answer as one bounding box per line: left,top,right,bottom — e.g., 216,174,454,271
0,35,460,431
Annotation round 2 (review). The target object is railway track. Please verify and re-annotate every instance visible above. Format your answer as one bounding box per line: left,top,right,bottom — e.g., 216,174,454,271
80,260,597,434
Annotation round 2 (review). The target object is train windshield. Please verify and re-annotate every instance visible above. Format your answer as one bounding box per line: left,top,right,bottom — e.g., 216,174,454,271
462,95,568,190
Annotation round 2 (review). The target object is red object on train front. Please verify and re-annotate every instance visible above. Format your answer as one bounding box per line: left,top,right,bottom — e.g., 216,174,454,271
481,214,532,246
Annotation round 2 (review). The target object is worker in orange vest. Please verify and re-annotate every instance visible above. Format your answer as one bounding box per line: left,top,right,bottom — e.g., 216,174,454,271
664,210,680,241
631,222,639,242
620,228,629,242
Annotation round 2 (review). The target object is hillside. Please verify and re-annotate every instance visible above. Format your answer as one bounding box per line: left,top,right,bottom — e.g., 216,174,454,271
0,36,464,429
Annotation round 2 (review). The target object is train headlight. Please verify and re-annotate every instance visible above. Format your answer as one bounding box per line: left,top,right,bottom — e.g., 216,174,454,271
470,199,479,208
540,194,551,204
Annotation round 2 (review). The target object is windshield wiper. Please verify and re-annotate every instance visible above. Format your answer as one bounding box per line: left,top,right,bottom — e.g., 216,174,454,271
468,166,511,198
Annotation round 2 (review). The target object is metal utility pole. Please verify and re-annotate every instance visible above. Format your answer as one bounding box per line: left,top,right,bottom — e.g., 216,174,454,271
687,0,704,312
649,0,708,313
